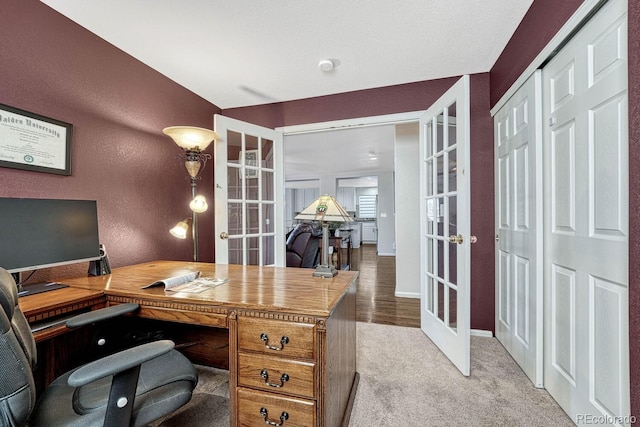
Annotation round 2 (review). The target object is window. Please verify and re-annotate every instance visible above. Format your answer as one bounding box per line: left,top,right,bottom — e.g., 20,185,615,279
358,195,377,219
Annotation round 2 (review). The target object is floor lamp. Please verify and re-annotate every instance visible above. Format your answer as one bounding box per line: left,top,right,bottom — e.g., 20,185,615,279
164,126,217,262
295,194,353,277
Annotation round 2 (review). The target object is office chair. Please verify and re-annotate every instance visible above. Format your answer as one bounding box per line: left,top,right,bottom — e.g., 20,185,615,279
0,268,198,426
285,222,322,268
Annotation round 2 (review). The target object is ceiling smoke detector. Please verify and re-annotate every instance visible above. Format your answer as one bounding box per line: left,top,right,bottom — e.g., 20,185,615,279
318,59,339,72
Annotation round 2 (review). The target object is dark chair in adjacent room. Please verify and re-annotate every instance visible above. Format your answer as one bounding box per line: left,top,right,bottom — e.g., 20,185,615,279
0,268,198,427
286,222,322,268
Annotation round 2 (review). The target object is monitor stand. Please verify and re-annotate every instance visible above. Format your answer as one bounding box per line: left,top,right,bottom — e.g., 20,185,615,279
17,282,68,298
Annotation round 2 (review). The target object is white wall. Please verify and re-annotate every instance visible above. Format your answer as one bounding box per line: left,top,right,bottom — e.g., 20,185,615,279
394,123,420,298
376,171,395,256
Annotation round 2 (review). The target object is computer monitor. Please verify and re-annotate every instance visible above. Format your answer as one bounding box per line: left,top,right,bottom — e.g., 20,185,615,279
0,198,101,274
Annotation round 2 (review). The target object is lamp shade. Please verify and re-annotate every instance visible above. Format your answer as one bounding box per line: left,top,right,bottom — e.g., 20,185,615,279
170,218,191,239
189,195,208,213
163,126,217,151
295,194,353,223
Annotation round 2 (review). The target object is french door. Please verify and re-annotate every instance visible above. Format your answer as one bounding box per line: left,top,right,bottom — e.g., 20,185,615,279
213,115,285,266
420,75,472,376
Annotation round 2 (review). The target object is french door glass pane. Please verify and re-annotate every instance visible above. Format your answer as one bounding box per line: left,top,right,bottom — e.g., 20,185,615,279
436,112,445,153
246,176,259,200
264,203,274,233
227,130,242,165
246,203,259,234
449,238,457,284
229,238,243,264
426,121,434,157
426,159,434,196
262,139,274,169
449,149,457,192
262,235,274,265
437,280,445,321
437,238,445,280
426,275,435,314
447,102,457,148
436,155,444,194
448,286,458,332
228,202,242,236
247,236,259,265
426,237,434,273
262,170,274,201
227,165,241,199
436,197,445,236
427,198,436,235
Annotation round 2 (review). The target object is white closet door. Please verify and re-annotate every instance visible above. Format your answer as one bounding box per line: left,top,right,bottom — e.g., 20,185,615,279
543,0,629,422
494,70,543,387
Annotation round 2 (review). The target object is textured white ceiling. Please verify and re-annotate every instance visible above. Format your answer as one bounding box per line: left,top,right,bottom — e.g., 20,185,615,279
285,125,397,180
41,0,533,109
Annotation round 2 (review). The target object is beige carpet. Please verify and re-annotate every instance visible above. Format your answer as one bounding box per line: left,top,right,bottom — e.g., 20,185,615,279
351,322,573,426
154,322,573,426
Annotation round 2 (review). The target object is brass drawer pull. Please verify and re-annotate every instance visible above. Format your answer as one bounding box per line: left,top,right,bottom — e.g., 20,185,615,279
260,333,289,351
260,369,290,388
260,407,289,426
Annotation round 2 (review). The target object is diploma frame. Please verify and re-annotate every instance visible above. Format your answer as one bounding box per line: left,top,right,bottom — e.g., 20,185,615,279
0,103,73,176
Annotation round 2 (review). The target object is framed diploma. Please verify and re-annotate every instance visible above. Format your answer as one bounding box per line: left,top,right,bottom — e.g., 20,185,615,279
0,103,73,175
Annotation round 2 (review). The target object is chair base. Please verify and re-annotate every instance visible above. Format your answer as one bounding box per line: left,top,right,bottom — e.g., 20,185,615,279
313,264,338,278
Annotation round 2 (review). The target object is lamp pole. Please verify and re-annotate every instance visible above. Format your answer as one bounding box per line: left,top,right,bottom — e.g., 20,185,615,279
191,178,198,262
184,149,210,262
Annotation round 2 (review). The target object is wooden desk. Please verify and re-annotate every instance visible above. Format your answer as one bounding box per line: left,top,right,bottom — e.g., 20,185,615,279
26,261,359,427
20,287,105,342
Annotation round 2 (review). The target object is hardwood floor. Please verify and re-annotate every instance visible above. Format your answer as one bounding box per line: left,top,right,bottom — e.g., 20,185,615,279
350,244,420,328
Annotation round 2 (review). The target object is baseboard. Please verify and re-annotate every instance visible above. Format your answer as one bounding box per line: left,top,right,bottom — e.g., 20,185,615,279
471,329,493,338
394,291,420,299
377,252,396,257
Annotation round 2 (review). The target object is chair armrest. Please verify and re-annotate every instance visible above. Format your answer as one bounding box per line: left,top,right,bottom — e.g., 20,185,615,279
67,340,175,387
66,303,139,329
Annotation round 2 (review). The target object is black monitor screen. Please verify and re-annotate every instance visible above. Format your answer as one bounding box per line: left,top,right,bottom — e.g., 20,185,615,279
0,198,101,273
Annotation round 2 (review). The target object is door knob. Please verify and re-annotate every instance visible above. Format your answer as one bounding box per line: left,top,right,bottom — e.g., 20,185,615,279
448,234,477,245
219,231,229,240
449,234,464,245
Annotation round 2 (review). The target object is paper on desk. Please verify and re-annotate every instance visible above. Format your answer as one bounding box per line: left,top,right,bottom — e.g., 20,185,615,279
165,277,228,293
142,271,200,289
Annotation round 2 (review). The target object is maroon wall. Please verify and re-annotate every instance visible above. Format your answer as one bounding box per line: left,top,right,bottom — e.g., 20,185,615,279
223,77,459,129
223,75,497,332
0,0,221,281
468,74,495,332
491,0,639,417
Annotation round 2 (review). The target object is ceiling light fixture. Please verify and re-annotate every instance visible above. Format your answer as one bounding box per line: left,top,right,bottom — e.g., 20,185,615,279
368,151,378,160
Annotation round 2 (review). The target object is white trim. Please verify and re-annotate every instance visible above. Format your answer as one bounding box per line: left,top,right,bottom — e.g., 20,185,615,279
491,0,606,116
377,252,396,257
394,291,420,299
471,329,493,338
277,111,424,135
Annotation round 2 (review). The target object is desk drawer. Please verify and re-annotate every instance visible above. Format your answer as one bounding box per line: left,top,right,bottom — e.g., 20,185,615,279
238,353,315,399
238,317,315,359
237,387,315,427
